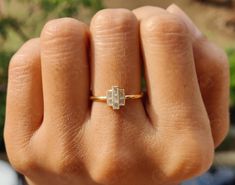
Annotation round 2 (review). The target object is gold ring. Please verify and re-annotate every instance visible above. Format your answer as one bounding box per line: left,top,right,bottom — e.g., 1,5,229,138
90,86,144,110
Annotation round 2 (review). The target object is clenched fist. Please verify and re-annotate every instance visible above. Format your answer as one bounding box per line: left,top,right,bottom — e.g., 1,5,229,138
4,4,229,185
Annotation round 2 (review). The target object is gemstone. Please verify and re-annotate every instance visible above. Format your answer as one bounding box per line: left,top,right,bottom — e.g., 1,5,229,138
106,86,125,110
107,90,112,98
113,102,119,109
119,89,125,98
107,98,113,106
119,98,125,106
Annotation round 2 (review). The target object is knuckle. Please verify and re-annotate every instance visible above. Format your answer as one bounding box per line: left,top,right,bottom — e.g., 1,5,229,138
9,41,39,82
91,8,137,33
9,152,37,176
215,47,229,74
197,39,229,77
4,129,28,153
10,57,32,77
41,18,86,41
10,39,39,66
10,39,38,63
142,14,187,37
212,117,230,148
90,150,134,184
165,137,214,181
9,65,32,90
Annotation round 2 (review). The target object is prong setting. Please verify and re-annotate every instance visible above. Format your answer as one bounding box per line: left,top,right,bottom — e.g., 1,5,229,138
106,86,125,110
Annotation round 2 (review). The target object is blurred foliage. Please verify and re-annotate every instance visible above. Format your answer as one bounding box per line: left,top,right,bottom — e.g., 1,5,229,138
227,48,235,106
40,0,103,17
0,0,104,151
0,51,12,150
0,0,104,43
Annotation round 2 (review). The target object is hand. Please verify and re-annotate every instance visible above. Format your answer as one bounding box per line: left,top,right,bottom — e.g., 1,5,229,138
4,4,229,185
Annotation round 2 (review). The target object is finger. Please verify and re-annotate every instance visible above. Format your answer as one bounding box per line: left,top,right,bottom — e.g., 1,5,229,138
133,6,166,20
167,4,230,147
90,9,144,115
167,4,202,40
133,7,211,133
4,38,43,151
40,18,89,130
86,10,147,176
133,7,214,180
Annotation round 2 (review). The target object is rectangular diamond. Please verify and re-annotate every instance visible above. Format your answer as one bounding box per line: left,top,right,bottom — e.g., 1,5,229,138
112,86,118,95
113,102,119,110
119,89,125,98
107,90,113,106
119,98,125,106
119,89,125,106
107,98,113,106
107,90,112,98
112,87,119,106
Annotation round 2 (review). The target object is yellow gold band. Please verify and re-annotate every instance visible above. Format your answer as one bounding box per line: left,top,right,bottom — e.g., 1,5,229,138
90,86,143,110
90,93,144,102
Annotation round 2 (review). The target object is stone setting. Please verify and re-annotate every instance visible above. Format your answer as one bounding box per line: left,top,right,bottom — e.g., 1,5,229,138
106,86,125,110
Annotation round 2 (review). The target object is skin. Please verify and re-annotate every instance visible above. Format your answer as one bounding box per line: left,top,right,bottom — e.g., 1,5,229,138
4,4,229,185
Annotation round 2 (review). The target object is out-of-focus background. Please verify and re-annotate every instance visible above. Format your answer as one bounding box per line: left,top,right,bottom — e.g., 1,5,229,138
0,0,235,172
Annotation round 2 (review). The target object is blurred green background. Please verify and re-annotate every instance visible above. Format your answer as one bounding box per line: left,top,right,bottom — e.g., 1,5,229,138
0,0,235,165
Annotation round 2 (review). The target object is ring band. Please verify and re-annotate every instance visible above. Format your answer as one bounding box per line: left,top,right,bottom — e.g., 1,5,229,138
90,86,143,110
